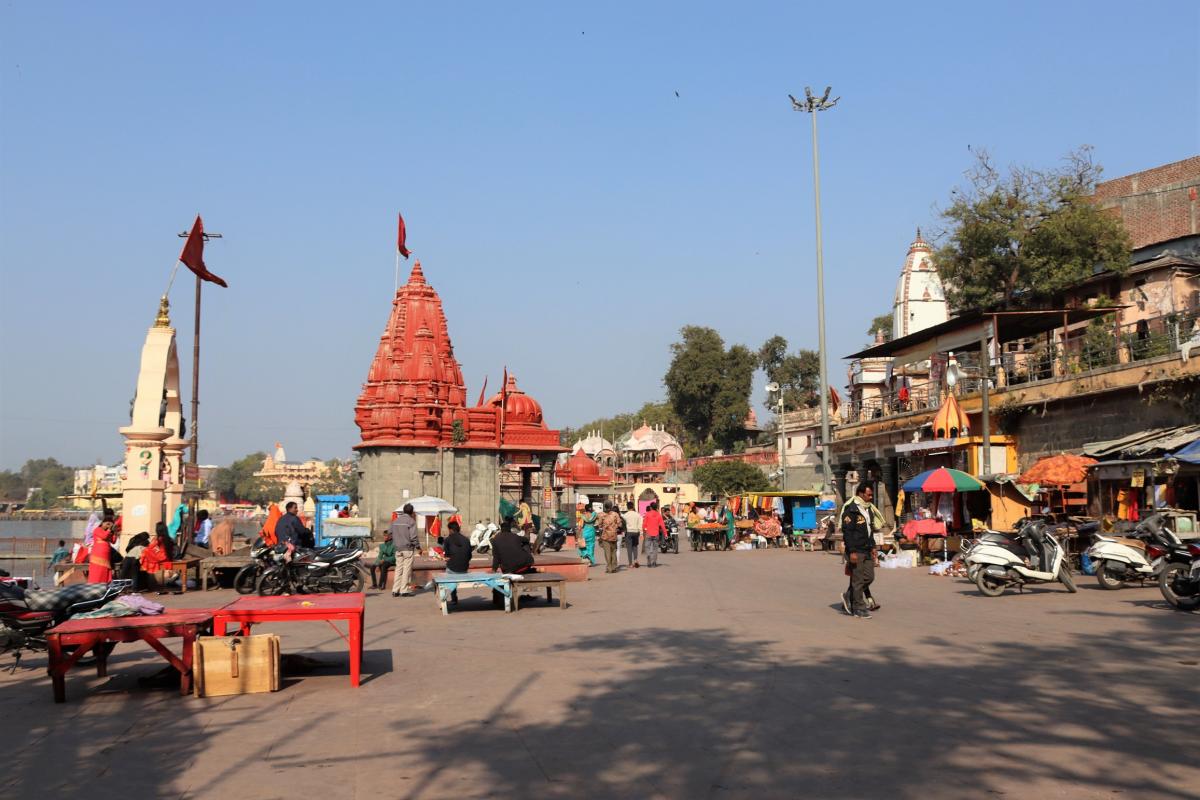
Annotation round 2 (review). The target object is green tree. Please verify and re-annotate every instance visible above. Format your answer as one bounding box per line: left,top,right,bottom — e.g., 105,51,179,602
693,460,773,497
210,452,268,503
310,458,360,503
17,458,76,508
867,314,893,342
758,336,820,411
664,327,757,451
936,147,1131,311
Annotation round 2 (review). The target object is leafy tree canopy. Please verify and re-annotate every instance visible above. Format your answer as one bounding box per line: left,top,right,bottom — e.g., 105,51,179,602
693,460,773,497
665,327,760,452
758,336,820,412
210,452,269,504
867,314,893,342
936,146,1131,311
0,458,78,508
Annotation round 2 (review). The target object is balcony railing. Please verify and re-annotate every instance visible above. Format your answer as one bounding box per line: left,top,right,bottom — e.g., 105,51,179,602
845,310,1200,424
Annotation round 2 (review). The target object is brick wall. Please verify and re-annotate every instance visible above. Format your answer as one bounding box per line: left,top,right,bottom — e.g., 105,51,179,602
1093,156,1200,250
1011,387,1193,471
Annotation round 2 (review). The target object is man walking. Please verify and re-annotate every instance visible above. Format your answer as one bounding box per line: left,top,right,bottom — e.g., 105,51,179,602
390,503,421,597
642,501,667,568
621,501,642,568
598,502,622,573
840,482,883,619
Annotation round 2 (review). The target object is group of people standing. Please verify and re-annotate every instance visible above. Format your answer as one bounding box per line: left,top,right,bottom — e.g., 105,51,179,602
576,500,668,572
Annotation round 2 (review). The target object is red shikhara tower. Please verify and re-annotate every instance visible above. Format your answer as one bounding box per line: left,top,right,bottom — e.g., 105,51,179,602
353,260,560,452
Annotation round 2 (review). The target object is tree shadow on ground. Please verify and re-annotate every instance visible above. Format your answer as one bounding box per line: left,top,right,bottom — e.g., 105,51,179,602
390,622,1198,799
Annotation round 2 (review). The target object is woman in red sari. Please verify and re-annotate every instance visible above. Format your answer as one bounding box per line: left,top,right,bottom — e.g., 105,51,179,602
88,520,116,583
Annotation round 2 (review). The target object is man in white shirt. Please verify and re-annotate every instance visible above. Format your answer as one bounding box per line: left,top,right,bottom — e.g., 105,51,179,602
621,501,642,568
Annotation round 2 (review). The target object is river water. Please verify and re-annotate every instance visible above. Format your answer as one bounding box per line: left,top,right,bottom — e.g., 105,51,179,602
0,518,261,584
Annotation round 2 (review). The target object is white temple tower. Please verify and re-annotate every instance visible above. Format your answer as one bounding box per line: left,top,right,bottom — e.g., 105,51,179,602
892,229,949,340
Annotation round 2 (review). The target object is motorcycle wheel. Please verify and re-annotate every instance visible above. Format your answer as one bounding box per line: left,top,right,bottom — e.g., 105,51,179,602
1159,562,1200,611
333,565,365,593
975,570,1006,597
1095,561,1124,591
233,565,260,595
1059,564,1078,593
257,567,288,596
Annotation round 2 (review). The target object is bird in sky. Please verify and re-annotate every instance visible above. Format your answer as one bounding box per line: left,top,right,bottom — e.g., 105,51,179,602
674,90,680,97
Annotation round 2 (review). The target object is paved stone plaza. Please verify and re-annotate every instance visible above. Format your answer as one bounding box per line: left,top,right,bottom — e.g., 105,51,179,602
2,548,1196,799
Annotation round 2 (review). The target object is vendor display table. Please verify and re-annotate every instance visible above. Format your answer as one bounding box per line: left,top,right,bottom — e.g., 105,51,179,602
212,594,364,687
46,609,214,702
900,519,947,541
689,527,730,551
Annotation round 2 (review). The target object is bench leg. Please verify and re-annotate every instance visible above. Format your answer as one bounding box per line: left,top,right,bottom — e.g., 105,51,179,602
560,583,566,610
546,586,552,603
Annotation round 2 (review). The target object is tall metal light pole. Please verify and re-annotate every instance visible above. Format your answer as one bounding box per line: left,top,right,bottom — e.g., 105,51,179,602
790,86,839,494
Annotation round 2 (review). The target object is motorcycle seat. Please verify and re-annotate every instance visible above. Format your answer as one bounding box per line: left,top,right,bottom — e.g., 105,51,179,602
1110,536,1147,551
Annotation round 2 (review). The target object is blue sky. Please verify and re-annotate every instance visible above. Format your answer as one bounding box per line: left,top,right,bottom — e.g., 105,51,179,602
1,1,1196,469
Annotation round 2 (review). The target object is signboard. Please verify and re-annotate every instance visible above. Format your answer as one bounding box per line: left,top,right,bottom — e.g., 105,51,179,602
1130,469,1145,488
183,464,200,481
542,488,553,508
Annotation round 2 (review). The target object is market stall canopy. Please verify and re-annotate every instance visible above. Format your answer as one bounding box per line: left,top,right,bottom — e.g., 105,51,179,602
845,308,1120,367
1175,439,1200,465
1083,425,1200,461
395,495,458,515
1017,453,1097,486
902,467,984,493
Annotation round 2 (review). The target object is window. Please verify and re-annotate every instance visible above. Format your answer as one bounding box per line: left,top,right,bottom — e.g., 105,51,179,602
787,437,793,449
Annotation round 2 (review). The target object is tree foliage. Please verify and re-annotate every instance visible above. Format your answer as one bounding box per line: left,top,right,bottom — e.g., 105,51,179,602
758,336,820,411
664,327,758,452
0,458,77,507
310,457,360,502
693,460,773,497
210,452,271,504
867,314,893,342
936,147,1131,311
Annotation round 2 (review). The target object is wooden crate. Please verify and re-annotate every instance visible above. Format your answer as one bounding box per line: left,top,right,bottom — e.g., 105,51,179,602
193,634,280,698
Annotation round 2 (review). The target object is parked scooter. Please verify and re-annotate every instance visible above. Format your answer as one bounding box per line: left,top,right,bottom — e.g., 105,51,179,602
966,520,1077,596
539,522,571,552
470,522,499,554
1157,540,1200,611
0,579,132,665
1086,513,1182,590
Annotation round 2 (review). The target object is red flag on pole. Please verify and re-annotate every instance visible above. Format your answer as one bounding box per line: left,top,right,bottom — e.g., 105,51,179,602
178,215,228,287
829,386,841,415
475,375,489,407
397,213,411,259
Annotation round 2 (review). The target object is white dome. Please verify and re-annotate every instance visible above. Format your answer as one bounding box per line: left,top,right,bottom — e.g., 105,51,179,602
274,442,287,463
892,230,949,340
572,431,615,458
618,424,684,462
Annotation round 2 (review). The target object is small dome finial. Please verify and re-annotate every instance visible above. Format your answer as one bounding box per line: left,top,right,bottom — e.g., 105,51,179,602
408,259,426,285
154,295,171,328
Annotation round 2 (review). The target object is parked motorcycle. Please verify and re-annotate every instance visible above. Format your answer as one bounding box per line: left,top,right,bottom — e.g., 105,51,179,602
0,579,132,665
540,522,571,552
661,515,681,554
966,520,1077,596
1157,540,1200,611
256,543,365,595
1086,513,1182,590
234,538,343,594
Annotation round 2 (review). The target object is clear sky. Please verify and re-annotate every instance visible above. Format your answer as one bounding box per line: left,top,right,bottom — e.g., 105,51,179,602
1,1,1197,469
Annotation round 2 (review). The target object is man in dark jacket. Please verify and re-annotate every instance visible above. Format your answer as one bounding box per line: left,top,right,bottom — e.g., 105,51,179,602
275,502,311,549
389,503,421,597
490,519,535,608
840,482,880,619
440,520,473,606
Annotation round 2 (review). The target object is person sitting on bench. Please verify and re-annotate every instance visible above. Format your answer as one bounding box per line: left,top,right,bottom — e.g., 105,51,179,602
490,518,535,607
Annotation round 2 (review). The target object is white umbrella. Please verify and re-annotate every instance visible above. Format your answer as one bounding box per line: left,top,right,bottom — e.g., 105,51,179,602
395,495,458,516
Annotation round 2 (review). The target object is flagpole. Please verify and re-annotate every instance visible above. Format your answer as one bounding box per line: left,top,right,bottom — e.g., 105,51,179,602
394,250,400,293
191,274,202,466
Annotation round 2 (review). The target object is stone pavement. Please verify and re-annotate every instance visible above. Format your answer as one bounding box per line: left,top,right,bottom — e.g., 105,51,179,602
2,547,1197,799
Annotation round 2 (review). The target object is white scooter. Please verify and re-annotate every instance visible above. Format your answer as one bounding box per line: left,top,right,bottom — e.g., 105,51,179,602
1086,513,1180,590
966,520,1077,597
469,522,499,554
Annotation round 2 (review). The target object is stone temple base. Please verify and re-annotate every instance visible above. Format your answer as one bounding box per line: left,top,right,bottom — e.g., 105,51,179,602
357,446,501,536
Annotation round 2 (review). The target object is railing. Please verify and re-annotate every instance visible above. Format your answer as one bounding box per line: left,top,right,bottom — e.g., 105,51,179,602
845,310,1200,424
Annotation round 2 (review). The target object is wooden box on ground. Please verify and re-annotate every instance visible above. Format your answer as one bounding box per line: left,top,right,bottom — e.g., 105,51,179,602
193,634,281,697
